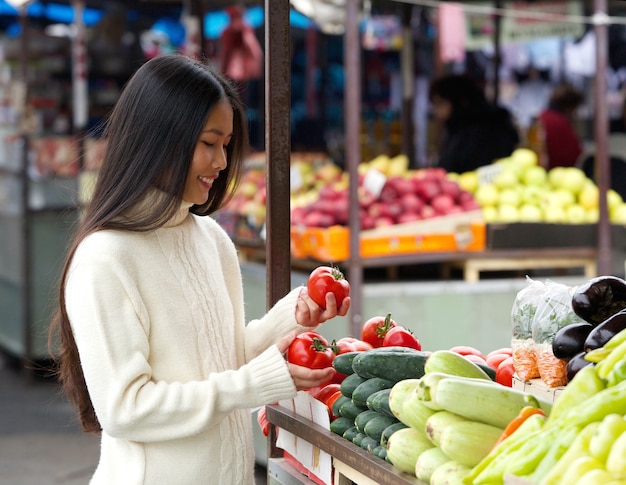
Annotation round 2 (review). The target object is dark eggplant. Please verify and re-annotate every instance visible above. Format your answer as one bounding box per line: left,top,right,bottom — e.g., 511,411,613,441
571,275,626,326
566,351,594,383
552,322,594,362
584,308,626,351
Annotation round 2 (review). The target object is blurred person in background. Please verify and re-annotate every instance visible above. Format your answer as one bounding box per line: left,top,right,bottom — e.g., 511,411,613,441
536,83,584,170
429,73,520,174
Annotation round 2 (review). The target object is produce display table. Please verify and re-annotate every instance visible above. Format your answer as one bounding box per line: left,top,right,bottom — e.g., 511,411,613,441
235,237,597,282
266,404,425,485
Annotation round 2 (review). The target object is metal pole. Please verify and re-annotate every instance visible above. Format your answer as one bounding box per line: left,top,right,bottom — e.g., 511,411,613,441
345,0,363,337
265,0,292,308
593,0,611,275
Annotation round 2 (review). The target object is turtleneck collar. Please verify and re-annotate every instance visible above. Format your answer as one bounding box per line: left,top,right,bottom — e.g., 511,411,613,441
120,188,194,228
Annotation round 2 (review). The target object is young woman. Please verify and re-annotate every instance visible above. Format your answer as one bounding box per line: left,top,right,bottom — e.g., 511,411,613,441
49,55,349,484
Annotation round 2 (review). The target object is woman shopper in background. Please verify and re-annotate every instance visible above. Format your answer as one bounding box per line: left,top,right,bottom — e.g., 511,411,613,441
429,74,520,174
49,54,349,485
536,83,584,170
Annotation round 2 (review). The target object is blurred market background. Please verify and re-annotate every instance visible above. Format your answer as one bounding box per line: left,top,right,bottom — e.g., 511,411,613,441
1,0,626,483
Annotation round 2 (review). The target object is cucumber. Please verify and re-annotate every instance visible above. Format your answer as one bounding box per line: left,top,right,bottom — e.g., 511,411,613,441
332,351,359,376
352,377,395,408
475,362,497,381
360,436,380,452
364,415,399,442
352,432,368,447
330,416,355,436
331,395,351,418
366,388,394,417
339,373,368,398
371,445,388,461
352,349,429,382
342,426,359,442
339,399,367,421
380,421,408,448
355,410,382,433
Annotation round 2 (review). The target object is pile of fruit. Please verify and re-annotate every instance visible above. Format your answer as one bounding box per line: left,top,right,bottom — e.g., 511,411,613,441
454,148,626,224
258,267,626,485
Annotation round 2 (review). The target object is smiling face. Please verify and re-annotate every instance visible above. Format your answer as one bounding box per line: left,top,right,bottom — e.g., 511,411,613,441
183,100,234,205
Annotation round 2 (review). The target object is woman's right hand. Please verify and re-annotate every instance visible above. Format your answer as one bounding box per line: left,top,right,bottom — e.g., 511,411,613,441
277,332,334,391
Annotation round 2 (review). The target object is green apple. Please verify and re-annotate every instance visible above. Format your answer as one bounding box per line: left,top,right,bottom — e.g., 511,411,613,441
511,148,539,168
543,204,567,223
499,188,522,207
521,185,544,205
497,204,519,222
610,202,626,225
457,171,479,193
553,188,577,207
586,207,599,223
578,184,599,210
566,204,588,224
493,169,519,190
557,167,587,194
518,203,543,222
482,205,498,222
521,165,548,186
548,166,567,188
607,189,623,211
475,183,500,207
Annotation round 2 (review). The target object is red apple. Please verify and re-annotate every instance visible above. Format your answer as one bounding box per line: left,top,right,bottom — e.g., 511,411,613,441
397,213,421,224
430,194,456,214
399,193,424,214
303,211,334,227
420,205,437,219
440,178,461,199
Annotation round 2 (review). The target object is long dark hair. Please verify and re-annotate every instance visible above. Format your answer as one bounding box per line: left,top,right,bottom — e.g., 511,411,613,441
49,55,248,433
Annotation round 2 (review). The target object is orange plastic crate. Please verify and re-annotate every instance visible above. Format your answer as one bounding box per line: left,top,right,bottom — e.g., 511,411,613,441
291,221,486,262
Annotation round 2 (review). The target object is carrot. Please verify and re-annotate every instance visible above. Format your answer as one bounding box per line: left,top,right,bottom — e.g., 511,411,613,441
492,406,547,449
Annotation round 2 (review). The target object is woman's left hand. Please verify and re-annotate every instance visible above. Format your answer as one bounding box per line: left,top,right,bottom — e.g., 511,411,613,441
295,287,350,327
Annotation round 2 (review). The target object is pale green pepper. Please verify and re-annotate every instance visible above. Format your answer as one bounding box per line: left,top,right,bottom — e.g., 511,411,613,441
589,414,626,464
529,424,580,484
546,365,605,427
606,430,626,479
575,468,619,485
540,421,600,485
606,360,626,388
559,456,604,485
597,338,626,380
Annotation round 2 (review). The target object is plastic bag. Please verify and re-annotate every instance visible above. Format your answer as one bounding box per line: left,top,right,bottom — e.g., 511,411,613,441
531,280,585,387
510,277,545,381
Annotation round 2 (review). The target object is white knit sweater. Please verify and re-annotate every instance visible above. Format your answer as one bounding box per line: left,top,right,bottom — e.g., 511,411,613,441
65,201,304,484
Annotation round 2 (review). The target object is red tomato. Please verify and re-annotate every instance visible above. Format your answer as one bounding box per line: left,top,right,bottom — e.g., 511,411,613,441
257,406,269,436
332,337,374,354
464,354,488,365
326,390,343,420
486,347,513,359
313,383,341,404
307,266,350,309
486,352,513,370
287,332,334,369
382,326,422,350
449,345,486,360
496,356,515,387
361,313,397,348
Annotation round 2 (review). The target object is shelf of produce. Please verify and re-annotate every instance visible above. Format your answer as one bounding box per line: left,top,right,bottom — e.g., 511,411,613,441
266,404,425,485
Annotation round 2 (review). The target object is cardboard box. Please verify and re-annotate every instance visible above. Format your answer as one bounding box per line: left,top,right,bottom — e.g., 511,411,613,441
512,374,564,404
486,223,596,249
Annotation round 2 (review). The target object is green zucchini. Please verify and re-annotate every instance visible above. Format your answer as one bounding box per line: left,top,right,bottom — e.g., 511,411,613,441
354,410,382,433
338,399,367,421
352,377,395,408
352,349,429,382
331,395,351,418
366,388,394,417
380,421,408,448
339,373,368,398
342,426,359,442
364,415,399,442
330,416,355,436
332,351,359,376
360,436,380,452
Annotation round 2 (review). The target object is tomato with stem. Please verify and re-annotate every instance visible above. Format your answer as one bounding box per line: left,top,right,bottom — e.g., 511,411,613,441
361,313,397,348
287,332,334,369
383,326,421,350
307,266,350,309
